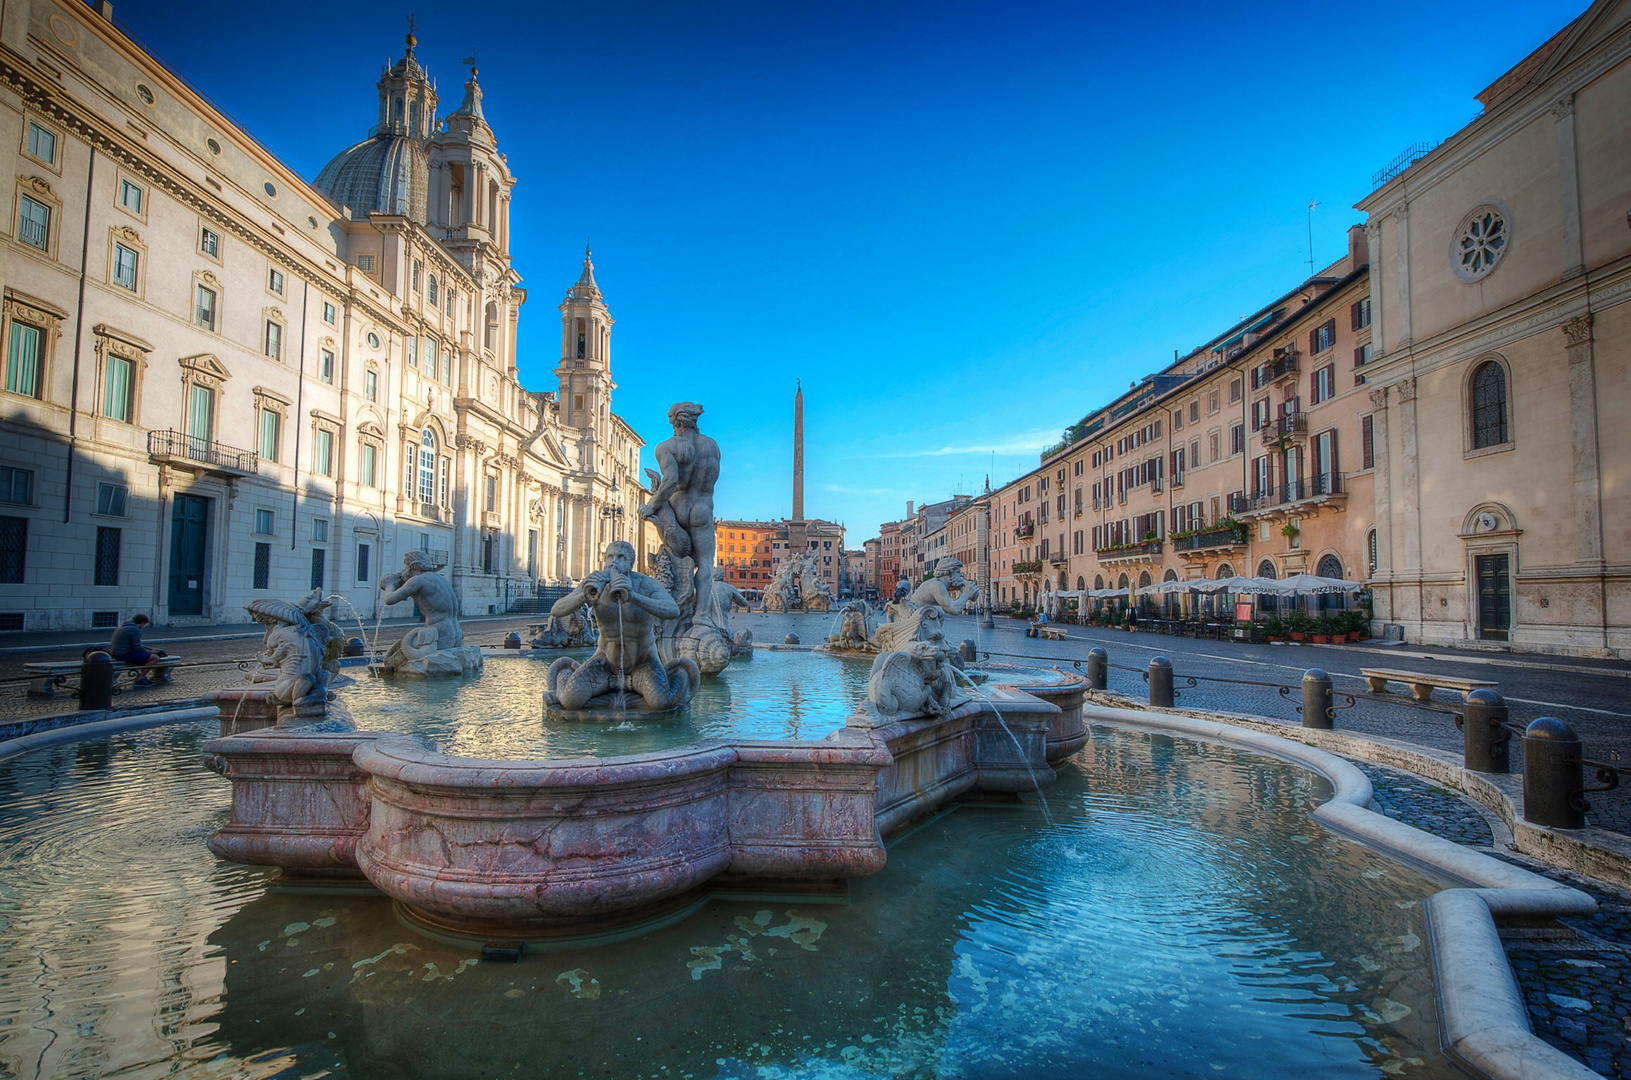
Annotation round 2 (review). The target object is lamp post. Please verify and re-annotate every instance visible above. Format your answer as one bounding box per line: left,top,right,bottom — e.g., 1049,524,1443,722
600,475,625,539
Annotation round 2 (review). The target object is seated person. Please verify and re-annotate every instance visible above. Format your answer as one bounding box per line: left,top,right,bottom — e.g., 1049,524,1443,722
109,614,165,685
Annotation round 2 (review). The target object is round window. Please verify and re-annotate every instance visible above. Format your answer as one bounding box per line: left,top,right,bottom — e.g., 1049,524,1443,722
206,137,222,155
135,83,155,105
367,332,381,349
308,216,319,230
263,181,277,198
1450,202,1510,283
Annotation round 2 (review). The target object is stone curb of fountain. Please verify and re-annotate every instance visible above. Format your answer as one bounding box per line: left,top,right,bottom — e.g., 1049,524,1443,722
1083,689,1631,892
0,702,220,762
1078,700,1605,1080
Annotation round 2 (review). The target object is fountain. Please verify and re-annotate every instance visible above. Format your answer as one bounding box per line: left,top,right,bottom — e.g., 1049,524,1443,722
207,589,355,734
528,603,598,649
763,551,835,613
376,551,483,678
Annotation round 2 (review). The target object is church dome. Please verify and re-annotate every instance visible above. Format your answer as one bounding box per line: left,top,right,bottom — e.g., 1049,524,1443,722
314,133,428,221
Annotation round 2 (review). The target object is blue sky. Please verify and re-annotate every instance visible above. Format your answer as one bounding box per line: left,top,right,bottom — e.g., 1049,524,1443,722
120,0,1585,540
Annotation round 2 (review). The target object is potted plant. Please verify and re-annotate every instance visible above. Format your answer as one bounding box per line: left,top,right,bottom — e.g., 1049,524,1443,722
1288,610,1312,641
1311,615,1334,644
1342,610,1364,641
1280,522,1301,542
1263,615,1288,642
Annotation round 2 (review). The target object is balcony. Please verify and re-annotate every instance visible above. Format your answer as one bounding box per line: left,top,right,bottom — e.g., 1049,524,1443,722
1236,473,1347,516
147,430,256,477
1094,540,1163,563
1014,522,1035,539
1172,526,1245,553
1251,353,1300,390
1259,411,1307,446
1012,559,1043,576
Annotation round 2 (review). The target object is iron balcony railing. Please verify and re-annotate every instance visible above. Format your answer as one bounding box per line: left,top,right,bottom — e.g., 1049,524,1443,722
147,430,257,474
1173,527,1243,552
1095,540,1163,559
1241,473,1346,511
16,218,47,250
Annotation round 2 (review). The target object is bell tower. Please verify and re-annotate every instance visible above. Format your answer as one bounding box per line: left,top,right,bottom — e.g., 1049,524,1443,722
555,246,615,469
377,18,438,140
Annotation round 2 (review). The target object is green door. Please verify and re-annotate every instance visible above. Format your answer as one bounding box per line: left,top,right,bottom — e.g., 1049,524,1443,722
168,494,210,615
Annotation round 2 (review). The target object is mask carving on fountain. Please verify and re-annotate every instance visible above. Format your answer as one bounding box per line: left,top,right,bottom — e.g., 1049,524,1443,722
637,401,748,676
544,539,701,718
241,589,354,728
378,551,484,677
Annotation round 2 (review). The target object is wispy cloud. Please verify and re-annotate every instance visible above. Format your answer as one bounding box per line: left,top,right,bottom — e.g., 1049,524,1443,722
822,483,910,496
875,427,1059,458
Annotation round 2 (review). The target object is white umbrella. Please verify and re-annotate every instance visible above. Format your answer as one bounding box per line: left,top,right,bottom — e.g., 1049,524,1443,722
1219,576,1291,596
1274,573,1364,595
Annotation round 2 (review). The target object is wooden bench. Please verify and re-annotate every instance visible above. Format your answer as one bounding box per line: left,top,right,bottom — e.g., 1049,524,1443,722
24,656,182,697
1037,626,1067,641
1360,667,1496,703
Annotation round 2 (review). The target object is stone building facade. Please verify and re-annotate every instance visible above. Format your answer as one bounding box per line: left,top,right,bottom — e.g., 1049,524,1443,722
1356,0,1631,657
0,3,647,630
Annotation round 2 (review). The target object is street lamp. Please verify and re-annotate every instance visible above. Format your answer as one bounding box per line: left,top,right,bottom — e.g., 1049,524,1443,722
600,476,625,534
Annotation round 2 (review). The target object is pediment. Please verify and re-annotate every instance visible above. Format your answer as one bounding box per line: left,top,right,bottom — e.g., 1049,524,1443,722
178,353,231,381
1533,0,1631,85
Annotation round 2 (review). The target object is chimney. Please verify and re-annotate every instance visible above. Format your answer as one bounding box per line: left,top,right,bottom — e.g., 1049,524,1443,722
1348,223,1369,269
906,501,914,516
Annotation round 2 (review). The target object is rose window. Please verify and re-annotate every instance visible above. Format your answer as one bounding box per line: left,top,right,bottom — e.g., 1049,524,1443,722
1452,205,1508,281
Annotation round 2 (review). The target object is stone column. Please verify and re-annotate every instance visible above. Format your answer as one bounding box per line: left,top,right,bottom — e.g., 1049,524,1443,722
1394,377,1420,573
1368,385,1394,624
1552,95,1585,281
1562,315,1602,565
1364,221,1385,362
1390,203,1412,349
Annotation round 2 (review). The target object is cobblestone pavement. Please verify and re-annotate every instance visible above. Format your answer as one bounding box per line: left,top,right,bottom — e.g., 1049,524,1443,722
1359,761,1631,1078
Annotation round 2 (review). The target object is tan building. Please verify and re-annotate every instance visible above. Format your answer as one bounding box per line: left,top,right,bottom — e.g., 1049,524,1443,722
944,494,989,603
862,536,881,596
1357,0,1631,656
771,518,845,585
878,519,903,595
0,5,647,630
715,519,779,592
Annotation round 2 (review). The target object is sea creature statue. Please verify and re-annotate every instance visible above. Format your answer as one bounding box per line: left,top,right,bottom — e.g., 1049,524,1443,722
890,558,980,619
824,599,879,653
866,639,969,721
243,589,353,727
530,605,598,650
761,557,799,614
379,551,483,678
796,552,835,613
544,540,701,719
763,552,833,614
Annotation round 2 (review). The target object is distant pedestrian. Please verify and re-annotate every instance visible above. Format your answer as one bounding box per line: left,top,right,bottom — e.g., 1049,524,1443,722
109,614,164,685
1125,608,1138,634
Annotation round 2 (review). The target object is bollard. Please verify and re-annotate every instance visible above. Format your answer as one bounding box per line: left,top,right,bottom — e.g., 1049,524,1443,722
981,607,995,630
1301,668,1333,730
504,632,522,650
784,633,800,645
1523,717,1585,829
344,637,365,657
1461,689,1510,773
959,639,976,663
1148,656,1174,708
80,651,114,711
1086,648,1107,691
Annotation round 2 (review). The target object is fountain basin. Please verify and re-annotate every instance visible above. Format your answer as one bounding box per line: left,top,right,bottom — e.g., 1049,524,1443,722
202,686,1058,941
972,660,1090,762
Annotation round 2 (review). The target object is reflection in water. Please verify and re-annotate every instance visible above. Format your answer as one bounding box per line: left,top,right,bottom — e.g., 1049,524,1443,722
0,720,1460,1079
342,649,875,760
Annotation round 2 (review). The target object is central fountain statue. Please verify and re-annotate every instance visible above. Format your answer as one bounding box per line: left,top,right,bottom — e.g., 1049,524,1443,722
543,540,701,719
378,551,483,678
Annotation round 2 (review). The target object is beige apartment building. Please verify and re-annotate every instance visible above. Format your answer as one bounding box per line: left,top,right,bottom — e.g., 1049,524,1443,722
1356,0,1631,657
0,2,647,630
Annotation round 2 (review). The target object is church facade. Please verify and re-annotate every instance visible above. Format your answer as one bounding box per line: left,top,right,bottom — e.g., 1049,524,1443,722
0,2,649,630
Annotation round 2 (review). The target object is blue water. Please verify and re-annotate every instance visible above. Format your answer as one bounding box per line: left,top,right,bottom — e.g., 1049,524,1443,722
0,717,1456,1078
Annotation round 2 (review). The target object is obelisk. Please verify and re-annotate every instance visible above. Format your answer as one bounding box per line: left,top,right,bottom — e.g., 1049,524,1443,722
788,381,807,554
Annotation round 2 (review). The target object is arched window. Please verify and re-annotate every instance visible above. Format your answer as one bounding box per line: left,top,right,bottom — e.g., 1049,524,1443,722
428,274,439,306
1216,564,1235,579
418,429,437,505
409,100,420,135
1163,569,1178,582
1257,560,1277,579
1471,361,1508,448
1367,529,1378,577
1316,554,1343,580
1076,576,1085,590
1138,571,1151,588
1094,575,1104,590
1117,573,1129,589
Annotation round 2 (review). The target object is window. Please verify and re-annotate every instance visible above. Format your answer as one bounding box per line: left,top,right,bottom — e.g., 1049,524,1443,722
118,178,143,215
102,354,132,421
1354,343,1372,369
482,530,498,574
5,322,42,398
1311,364,1335,405
428,274,438,306
264,321,282,361
258,409,280,462
1452,204,1508,282
94,527,120,586
412,259,423,292
253,542,271,589
423,337,436,373
96,483,127,516
26,121,57,165
309,548,325,591
322,301,337,325
1367,529,1378,577
0,516,25,583
17,194,50,251
405,335,417,368
1351,298,1371,330
418,430,437,504
1230,424,1244,456
1471,361,1508,449
195,285,217,330
1229,379,1242,403
356,254,375,272
0,467,31,505
360,442,378,487
199,226,220,258
356,542,371,583
320,348,335,384
312,518,329,543
314,429,334,476
112,243,139,291
1173,409,1183,432
1208,390,1220,414
1361,414,1375,470
484,473,497,512
268,267,285,295
1309,319,1336,354
254,508,275,535
367,331,381,350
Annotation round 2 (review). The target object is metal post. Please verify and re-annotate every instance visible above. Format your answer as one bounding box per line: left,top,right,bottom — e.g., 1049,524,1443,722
959,639,976,663
1148,656,1173,708
1301,668,1333,730
981,605,994,630
1086,647,1107,691
80,651,114,711
1461,689,1510,773
1523,717,1585,829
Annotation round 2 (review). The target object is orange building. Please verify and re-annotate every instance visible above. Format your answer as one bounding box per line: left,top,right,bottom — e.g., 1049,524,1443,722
715,520,780,593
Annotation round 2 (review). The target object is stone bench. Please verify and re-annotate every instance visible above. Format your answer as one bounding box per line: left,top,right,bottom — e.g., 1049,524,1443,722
1037,626,1067,641
24,656,182,697
1360,666,1496,703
